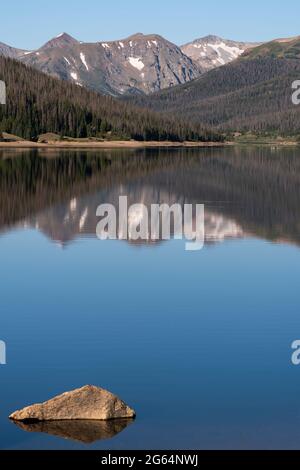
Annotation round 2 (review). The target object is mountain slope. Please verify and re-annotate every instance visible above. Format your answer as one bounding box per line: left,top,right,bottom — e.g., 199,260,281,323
0,55,220,141
129,50,300,135
181,35,259,71
0,41,27,58
242,36,300,60
17,32,201,96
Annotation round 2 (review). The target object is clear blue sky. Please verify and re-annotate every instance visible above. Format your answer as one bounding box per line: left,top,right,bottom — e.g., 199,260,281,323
2,0,300,49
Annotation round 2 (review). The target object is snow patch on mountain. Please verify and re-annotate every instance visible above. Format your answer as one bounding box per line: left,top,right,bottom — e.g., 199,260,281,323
70,72,78,81
128,57,145,71
208,42,244,59
80,52,89,71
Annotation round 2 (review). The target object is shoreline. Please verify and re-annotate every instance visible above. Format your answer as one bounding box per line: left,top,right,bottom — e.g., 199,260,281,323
0,140,228,149
0,140,298,149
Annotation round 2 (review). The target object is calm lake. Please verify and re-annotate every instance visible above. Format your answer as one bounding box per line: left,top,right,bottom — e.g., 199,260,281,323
1,146,300,450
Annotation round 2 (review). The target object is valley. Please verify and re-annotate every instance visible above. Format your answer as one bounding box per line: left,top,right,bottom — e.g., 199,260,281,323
1,32,300,142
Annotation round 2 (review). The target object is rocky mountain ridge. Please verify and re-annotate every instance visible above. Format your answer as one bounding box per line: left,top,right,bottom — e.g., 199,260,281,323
0,32,260,95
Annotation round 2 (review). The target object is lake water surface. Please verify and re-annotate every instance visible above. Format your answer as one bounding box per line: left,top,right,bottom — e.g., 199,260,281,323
1,146,300,450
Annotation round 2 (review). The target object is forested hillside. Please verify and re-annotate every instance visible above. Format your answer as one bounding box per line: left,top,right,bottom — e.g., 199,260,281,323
242,36,300,60
129,57,300,135
0,56,221,142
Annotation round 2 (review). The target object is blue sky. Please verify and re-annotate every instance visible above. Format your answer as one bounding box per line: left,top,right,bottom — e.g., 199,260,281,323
2,0,300,49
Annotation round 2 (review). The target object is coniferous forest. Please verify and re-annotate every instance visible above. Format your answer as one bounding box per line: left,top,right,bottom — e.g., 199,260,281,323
130,58,300,136
0,56,222,142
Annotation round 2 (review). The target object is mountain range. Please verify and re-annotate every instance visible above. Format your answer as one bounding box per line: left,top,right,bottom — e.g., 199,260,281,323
1,32,300,138
0,32,258,96
130,36,300,135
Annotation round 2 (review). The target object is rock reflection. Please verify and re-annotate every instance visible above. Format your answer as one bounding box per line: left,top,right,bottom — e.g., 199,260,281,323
12,419,134,444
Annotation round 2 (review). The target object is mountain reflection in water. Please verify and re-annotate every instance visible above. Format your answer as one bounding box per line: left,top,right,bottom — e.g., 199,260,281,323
0,146,299,247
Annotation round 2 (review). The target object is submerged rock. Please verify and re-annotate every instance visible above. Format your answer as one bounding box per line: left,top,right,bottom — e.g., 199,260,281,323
9,385,136,422
12,419,134,444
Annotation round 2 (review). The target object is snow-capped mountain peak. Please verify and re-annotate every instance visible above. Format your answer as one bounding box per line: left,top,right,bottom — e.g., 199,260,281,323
14,32,200,96
39,33,79,51
0,32,262,96
181,35,260,71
